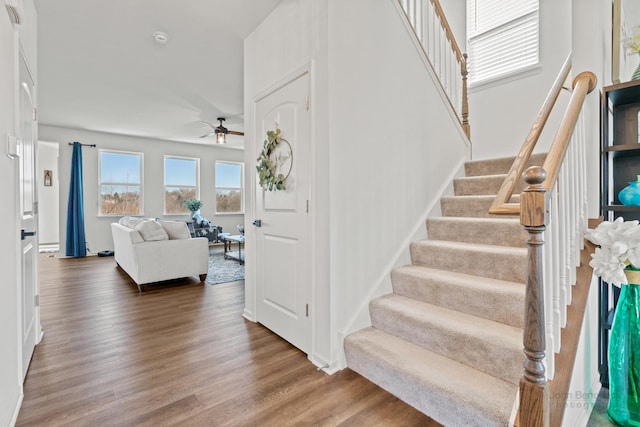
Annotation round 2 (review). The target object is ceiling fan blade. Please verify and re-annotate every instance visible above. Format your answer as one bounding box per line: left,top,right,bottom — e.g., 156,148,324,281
199,131,216,138
201,120,216,129
228,130,244,136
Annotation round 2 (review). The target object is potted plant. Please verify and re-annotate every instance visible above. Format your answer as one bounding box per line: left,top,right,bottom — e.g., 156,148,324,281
183,199,202,219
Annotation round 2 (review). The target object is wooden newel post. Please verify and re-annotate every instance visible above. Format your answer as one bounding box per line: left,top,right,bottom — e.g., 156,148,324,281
519,165,549,427
461,53,470,139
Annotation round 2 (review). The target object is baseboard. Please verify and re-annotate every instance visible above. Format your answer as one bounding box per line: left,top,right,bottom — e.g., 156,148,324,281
309,353,341,375
242,308,256,322
7,390,23,427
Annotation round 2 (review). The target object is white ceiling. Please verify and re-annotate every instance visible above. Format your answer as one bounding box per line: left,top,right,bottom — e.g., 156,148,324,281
34,0,282,149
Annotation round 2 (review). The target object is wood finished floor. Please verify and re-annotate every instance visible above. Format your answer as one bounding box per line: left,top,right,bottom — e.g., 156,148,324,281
16,254,438,426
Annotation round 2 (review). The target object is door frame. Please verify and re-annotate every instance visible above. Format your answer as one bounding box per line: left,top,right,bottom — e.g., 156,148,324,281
244,63,315,348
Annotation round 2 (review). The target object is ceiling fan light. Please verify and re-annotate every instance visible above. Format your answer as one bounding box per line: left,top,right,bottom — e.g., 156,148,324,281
216,132,226,144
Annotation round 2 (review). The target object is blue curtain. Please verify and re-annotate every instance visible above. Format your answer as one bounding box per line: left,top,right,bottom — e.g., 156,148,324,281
65,141,87,257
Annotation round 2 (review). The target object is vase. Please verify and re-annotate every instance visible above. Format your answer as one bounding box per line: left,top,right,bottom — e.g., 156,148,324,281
608,267,640,426
633,56,640,81
619,181,640,206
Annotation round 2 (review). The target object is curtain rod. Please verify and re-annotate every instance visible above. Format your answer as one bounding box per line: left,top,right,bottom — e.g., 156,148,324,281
68,142,96,147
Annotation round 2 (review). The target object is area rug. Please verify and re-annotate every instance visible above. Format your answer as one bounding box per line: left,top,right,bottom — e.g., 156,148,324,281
205,247,245,285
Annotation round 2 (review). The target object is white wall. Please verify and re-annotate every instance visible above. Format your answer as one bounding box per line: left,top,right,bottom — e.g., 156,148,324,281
38,126,244,255
573,0,612,220
244,0,470,371
244,0,332,367
1,0,37,424
439,0,466,50
468,0,573,160
562,276,601,427
327,0,470,368
37,141,59,245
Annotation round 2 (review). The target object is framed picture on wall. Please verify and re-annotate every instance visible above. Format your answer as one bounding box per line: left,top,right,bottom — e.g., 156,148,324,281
613,0,640,84
44,170,52,187
613,0,625,84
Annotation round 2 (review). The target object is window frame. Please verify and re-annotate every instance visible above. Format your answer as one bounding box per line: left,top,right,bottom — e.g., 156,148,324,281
163,155,200,215
98,149,144,217
215,160,244,215
466,0,540,87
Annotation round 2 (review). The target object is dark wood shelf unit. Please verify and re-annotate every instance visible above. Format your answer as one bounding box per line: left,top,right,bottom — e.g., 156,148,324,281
604,144,640,153
599,80,640,388
603,204,640,212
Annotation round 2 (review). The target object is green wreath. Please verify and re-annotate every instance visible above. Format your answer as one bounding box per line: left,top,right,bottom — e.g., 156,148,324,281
256,127,292,191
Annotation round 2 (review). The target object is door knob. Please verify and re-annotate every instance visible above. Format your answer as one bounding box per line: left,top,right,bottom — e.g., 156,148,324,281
252,219,262,227
21,229,36,240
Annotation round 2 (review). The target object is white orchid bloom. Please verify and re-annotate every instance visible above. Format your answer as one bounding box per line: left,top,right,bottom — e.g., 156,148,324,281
590,247,627,287
585,218,640,285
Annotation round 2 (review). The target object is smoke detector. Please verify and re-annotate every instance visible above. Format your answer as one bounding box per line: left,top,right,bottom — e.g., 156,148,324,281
153,31,169,44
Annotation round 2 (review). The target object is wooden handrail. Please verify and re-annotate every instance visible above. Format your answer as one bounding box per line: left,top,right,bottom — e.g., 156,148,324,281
489,55,571,215
541,72,597,191
430,0,464,63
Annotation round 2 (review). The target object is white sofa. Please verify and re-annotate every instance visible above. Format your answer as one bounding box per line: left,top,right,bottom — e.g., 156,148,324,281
111,217,209,290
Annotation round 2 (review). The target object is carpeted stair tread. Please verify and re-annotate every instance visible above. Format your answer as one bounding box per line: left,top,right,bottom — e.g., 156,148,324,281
391,264,525,328
440,194,520,218
343,152,543,423
427,216,527,247
370,294,522,384
344,327,517,427
453,173,527,196
410,240,527,283
464,152,546,177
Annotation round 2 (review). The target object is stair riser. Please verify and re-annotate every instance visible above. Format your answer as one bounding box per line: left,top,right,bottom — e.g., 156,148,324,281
453,175,526,196
369,298,522,385
391,267,525,328
344,330,515,427
427,218,527,248
440,196,519,218
410,242,527,283
464,153,546,177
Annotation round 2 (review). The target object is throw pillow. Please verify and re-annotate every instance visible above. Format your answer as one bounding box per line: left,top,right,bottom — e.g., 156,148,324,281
134,219,169,241
119,216,143,229
158,220,191,240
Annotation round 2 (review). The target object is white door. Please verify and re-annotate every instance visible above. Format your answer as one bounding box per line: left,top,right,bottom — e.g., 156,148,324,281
254,70,311,353
19,50,39,379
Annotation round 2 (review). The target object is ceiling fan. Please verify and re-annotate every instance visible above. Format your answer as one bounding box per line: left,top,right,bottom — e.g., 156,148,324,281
200,117,244,144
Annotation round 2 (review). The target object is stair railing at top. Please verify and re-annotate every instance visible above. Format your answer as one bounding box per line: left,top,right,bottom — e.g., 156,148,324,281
488,54,597,426
488,55,572,216
398,0,470,138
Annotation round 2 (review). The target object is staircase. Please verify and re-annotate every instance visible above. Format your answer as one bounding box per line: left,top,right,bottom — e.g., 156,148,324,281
344,153,546,427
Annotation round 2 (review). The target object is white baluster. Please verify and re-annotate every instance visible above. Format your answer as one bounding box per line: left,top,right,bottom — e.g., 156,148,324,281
415,0,420,34
559,164,569,326
543,188,556,378
550,182,562,354
427,1,435,62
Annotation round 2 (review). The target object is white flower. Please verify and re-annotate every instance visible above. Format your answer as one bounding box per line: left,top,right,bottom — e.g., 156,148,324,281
585,218,640,287
589,247,627,287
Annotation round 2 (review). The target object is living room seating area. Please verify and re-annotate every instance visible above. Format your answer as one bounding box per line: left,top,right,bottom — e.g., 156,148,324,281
111,217,209,291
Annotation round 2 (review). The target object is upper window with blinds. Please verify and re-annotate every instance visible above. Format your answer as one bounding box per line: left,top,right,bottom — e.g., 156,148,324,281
466,0,539,86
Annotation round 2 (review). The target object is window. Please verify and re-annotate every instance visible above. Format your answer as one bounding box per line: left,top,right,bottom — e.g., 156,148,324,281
99,150,143,216
164,156,199,214
466,0,539,85
215,161,243,214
